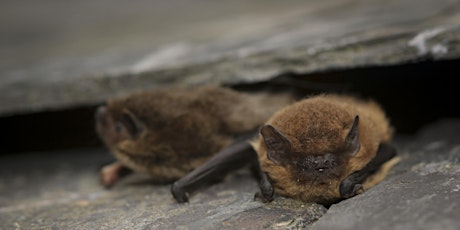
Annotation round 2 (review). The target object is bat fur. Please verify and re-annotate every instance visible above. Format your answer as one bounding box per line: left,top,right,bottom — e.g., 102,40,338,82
252,94,398,205
95,85,294,187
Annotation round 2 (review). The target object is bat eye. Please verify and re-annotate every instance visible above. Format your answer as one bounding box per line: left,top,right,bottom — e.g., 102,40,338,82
266,138,276,147
114,122,124,132
121,111,145,137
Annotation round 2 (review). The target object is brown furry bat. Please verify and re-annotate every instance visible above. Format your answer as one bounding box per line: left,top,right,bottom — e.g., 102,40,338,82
252,94,399,205
95,85,294,187
172,94,398,205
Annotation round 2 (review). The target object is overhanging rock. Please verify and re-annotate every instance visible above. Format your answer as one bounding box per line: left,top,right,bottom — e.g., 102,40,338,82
1,0,460,116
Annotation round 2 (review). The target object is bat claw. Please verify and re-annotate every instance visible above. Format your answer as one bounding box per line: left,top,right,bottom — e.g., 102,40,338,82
340,176,358,199
340,179,364,199
171,182,189,203
352,184,364,195
254,192,274,203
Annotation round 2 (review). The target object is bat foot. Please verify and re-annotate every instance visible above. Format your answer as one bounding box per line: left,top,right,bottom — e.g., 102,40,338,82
340,179,364,199
254,176,275,203
99,162,132,188
100,165,120,188
100,175,116,188
171,182,189,203
254,192,274,203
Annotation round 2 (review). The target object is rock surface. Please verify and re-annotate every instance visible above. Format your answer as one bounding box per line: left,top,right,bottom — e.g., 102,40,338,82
0,119,459,229
2,0,460,116
311,119,460,230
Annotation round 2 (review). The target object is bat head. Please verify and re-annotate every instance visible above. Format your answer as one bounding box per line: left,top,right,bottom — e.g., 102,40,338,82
261,115,359,185
95,104,146,148
257,110,361,205
96,92,201,151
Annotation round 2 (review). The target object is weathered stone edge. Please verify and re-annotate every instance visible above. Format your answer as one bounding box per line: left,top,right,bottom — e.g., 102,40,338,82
2,25,459,116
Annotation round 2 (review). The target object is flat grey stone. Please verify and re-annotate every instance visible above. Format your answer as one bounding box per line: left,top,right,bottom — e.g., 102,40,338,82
310,119,460,230
2,0,460,116
0,149,326,230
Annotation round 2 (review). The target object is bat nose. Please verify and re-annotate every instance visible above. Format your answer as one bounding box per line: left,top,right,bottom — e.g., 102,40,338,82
95,106,108,123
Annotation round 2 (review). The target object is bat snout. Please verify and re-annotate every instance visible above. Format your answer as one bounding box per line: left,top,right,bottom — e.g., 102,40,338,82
96,106,108,123
95,106,110,137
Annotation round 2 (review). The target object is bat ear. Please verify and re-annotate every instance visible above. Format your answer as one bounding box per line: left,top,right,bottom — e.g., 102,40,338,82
260,125,292,165
344,115,360,156
121,109,146,137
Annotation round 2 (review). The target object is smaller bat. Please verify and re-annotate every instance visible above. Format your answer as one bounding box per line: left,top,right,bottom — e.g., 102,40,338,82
172,94,398,205
95,85,293,187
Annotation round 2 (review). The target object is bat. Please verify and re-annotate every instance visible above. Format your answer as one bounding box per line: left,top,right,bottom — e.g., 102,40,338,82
172,94,399,205
95,85,294,187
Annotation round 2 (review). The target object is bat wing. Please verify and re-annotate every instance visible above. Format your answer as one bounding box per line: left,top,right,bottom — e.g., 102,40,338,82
339,143,397,199
253,163,275,203
171,132,258,203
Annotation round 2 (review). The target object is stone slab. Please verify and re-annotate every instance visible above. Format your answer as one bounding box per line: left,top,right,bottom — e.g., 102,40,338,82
0,149,326,230
2,0,460,116
311,119,460,230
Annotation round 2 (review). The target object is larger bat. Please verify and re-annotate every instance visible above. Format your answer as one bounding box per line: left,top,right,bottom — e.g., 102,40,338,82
95,85,294,187
172,94,399,205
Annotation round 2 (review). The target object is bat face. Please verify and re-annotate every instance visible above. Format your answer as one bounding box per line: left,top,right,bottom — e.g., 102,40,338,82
95,103,166,171
260,114,359,185
254,94,393,204
95,106,144,149
258,117,359,203
293,153,342,185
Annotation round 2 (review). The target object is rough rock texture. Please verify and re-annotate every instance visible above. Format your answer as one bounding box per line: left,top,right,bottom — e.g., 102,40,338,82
311,119,460,230
0,119,459,229
0,150,326,230
2,0,460,116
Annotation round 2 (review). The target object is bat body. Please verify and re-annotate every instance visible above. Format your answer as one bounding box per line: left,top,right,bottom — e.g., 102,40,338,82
95,85,293,187
253,94,398,205
172,94,398,205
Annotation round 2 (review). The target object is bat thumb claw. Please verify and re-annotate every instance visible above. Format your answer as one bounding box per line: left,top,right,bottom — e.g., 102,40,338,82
352,184,365,195
254,192,274,203
171,182,189,203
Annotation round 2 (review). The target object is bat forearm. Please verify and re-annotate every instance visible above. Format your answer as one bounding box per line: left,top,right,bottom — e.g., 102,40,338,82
171,138,258,203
